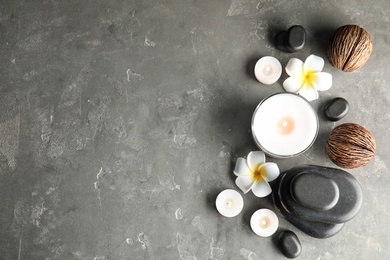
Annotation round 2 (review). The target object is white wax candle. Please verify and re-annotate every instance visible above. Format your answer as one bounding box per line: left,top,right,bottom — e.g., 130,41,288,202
251,92,318,158
250,209,279,237
216,189,244,217
254,56,282,85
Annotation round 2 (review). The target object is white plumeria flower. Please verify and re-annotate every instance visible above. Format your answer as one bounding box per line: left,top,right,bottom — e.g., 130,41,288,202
233,151,280,197
283,54,332,101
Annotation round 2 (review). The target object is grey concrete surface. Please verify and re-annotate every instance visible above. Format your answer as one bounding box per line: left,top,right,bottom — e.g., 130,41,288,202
0,0,389,259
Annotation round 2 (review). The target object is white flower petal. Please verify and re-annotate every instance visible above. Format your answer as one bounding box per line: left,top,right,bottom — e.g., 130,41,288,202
234,158,251,177
298,83,319,101
283,76,304,93
235,176,254,194
285,58,304,77
251,180,272,197
312,72,332,91
304,55,324,74
247,151,266,172
259,163,280,182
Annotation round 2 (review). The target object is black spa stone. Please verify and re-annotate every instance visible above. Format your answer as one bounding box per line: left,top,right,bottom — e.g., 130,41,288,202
275,31,289,52
272,165,362,238
284,211,344,239
278,230,302,258
286,25,306,52
273,188,344,239
277,165,362,224
275,25,306,53
324,97,349,121
291,172,340,211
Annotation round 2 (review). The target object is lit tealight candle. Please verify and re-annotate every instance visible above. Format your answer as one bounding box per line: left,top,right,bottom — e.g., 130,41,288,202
250,209,279,237
251,92,319,158
254,56,282,85
216,189,244,217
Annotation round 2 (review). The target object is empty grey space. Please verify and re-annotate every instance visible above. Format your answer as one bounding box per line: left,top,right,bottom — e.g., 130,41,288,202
0,0,389,259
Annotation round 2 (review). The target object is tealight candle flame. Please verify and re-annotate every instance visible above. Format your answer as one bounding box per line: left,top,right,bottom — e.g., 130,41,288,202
277,116,295,135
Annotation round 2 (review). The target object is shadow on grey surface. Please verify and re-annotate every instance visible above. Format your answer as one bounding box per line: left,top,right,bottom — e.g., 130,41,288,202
267,23,287,48
310,26,338,58
272,229,283,256
210,95,259,157
315,99,335,160
206,189,220,212
245,56,261,83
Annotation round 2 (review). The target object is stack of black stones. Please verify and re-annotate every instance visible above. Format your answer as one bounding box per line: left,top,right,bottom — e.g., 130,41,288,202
273,165,363,238
270,165,363,258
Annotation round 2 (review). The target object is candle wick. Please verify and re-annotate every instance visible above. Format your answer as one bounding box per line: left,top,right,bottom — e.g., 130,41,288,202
264,65,272,76
277,116,295,135
259,216,270,228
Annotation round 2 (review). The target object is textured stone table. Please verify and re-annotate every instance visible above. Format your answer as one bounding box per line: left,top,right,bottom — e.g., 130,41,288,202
0,0,389,259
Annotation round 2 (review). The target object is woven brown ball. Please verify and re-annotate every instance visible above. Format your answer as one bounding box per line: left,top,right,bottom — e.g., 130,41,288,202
327,25,372,72
326,123,376,169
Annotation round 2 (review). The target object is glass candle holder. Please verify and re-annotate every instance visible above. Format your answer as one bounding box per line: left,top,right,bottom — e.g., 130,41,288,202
251,92,319,158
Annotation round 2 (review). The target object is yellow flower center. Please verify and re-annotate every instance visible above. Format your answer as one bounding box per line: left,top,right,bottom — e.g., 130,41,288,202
302,71,314,86
251,165,265,183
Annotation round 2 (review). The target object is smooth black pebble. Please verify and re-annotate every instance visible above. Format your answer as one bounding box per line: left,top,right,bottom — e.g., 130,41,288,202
291,172,340,211
275,31,289,52
278,230,302,258
285,25,306,52
275,25,306,53
324,97,349,121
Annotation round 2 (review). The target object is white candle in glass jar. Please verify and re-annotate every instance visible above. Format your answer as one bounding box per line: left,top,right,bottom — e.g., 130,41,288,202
251,92,318,158
254,56,282,85
216,189,244,217
250,209,279,237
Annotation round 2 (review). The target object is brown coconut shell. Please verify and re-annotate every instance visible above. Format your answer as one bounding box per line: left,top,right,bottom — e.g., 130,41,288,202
327,25,372,72
326,123,376,169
